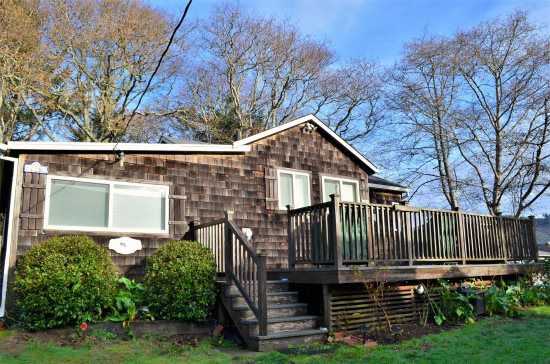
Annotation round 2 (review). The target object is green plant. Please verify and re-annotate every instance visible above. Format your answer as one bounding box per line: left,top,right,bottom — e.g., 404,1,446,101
14,236,119,330
91,328,118,341
484,284,516,317
433,279,477,325
108,277,153,328
144,240,217,321
485,274,550,317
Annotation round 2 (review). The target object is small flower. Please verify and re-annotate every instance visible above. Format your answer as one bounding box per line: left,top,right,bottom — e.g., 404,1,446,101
80,322,88,331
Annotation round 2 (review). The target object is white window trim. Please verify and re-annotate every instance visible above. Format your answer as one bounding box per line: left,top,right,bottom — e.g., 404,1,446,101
276,169,311,210
44,175,170,234
321,175,360,202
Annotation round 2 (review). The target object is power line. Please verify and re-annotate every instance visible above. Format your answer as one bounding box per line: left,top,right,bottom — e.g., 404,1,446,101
113,0,193,153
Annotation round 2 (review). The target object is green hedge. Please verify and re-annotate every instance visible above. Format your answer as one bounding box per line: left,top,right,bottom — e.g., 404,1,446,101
144,240,217,321
14,236,119,330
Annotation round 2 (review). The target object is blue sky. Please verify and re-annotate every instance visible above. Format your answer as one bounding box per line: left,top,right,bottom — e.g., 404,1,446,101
156,0,550,64
153,0,550,214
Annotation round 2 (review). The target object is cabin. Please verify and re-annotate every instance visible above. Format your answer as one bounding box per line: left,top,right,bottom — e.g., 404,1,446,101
0,115,538,350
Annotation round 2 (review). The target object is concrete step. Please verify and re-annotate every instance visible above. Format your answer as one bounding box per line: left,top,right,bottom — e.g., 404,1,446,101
227,291,299,305
249,328,329,352
233,302,308,319
241,315,319,335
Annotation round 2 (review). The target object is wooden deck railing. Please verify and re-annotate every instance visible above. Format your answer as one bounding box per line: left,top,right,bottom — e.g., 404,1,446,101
194,212,268,336
287,195,538,268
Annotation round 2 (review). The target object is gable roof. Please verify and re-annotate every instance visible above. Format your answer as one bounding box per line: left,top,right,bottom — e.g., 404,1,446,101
233,114,379,173
159,135,207,145
368,175,409,193
3,116,378,174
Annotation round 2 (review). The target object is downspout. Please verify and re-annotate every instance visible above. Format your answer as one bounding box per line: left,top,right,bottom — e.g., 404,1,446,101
0,155,19,318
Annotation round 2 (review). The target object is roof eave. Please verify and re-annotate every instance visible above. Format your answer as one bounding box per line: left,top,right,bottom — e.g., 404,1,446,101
368,182,410,193
5,141,250,153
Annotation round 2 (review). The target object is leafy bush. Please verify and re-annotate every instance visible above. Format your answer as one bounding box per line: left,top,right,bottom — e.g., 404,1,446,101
14,236,119,330
484,276,549,317
108,277,152,325
144,240,217,321
433,279,477,325
484,284,521,317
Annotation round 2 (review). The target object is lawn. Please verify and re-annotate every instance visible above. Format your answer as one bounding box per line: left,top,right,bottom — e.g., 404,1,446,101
1,306,549,364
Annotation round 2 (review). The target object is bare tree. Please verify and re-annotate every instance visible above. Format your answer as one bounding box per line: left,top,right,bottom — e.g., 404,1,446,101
510,98,550,217
387,35,461,209
0,0,53,142
313,58,385,143
173,2,384,143
175,2,333,141
452,11,549,216
34,0,185,142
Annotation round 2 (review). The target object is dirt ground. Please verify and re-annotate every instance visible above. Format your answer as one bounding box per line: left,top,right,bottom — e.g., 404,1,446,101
0,319,460,354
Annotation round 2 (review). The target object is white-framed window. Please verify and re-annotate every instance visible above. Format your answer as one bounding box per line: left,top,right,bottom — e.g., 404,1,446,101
277,169,311,209
44,175,169,234
321,176,360,202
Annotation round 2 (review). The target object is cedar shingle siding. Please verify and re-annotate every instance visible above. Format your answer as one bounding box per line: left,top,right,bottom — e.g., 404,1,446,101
15,125,372,277
369,190,403,205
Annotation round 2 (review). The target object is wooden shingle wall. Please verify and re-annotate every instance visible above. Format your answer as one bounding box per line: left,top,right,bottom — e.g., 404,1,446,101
14,125,372,278
370,190,403,205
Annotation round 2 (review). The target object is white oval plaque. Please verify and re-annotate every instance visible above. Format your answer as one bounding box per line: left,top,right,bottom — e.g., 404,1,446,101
23,161,48,174
109,237,142,255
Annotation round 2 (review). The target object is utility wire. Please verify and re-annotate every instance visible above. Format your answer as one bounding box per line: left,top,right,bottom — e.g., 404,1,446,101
113,0,193,153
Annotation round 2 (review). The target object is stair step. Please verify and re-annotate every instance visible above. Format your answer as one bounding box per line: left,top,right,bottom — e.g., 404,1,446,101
233,302,307,311
227,291,299,305
222,279,290,295
233,303,308,319
250,327,328,340
249,328,329,352
266,280,290,292
241,315,319,334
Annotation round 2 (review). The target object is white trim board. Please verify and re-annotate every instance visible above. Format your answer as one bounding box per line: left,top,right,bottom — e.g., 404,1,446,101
233,114,379,173
6,141,250,153
368,183,410,193
0,156,19,318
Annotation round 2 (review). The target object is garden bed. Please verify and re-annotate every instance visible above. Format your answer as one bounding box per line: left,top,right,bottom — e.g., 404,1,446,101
91,319,217,337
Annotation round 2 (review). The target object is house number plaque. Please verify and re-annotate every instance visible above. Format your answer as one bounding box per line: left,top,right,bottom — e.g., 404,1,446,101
23,161,48,174
109,237,142,255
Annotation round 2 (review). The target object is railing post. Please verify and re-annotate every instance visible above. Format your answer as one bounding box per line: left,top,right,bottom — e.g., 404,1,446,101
453,207,467,265
330,194,343,268
405,210,413,266
528,216,539,260
287,204,296,269
189,219,200,241
224,211,234,280
496,213,508,262
257,253,268,336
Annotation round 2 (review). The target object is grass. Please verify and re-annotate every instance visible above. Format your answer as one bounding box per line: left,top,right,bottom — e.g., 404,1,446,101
1,306,549,363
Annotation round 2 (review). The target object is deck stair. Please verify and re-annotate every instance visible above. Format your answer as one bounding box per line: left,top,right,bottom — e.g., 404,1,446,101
194,213,327,351
219,278,327,351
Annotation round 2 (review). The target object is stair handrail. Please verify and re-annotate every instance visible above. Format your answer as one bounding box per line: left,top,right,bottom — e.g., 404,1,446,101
194,211,268,336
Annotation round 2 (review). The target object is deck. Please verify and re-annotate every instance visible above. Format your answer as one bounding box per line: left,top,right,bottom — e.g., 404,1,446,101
267,263,532,284
191,197,539,337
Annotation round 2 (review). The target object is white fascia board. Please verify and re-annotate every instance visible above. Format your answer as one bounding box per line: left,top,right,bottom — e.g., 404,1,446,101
233,114,380,173
0,144,7,152
368,182,410,193
6,141,250,153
